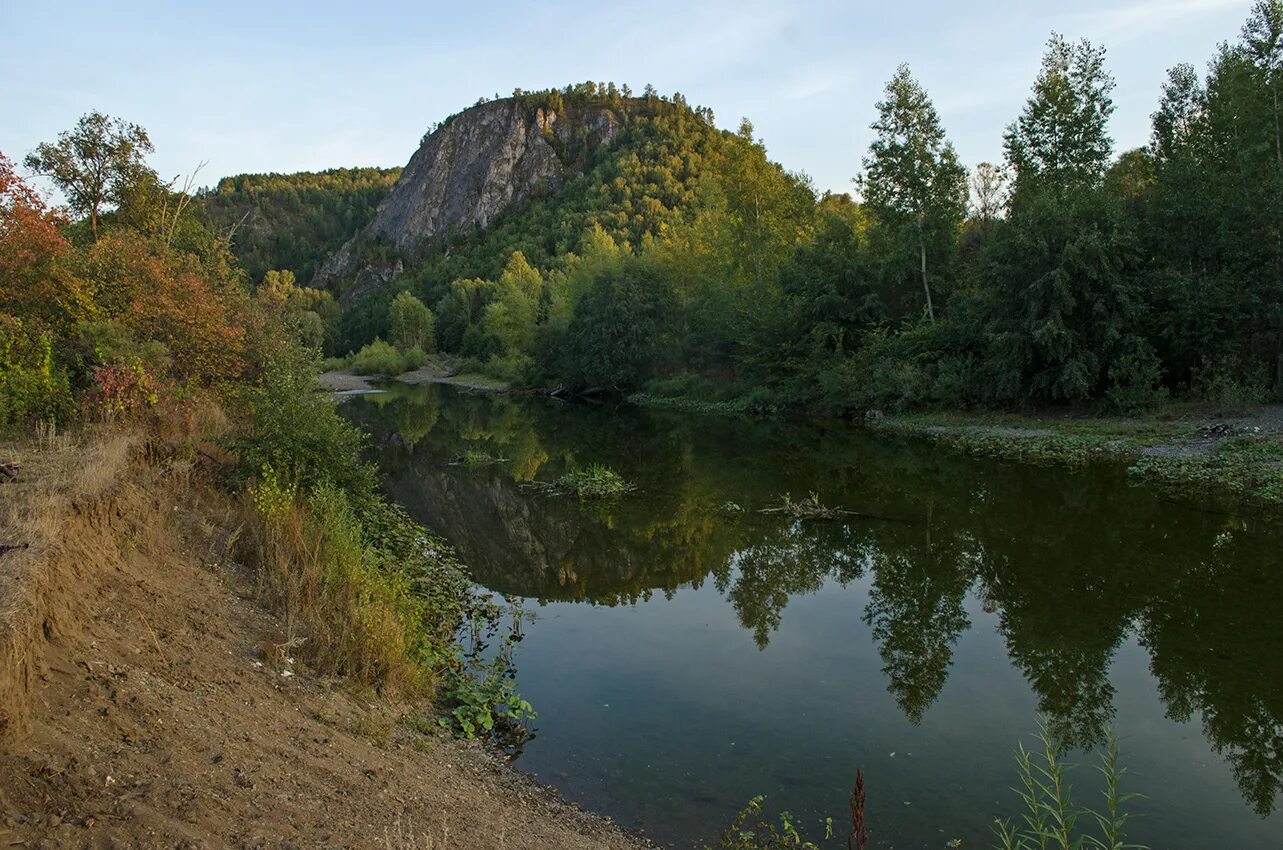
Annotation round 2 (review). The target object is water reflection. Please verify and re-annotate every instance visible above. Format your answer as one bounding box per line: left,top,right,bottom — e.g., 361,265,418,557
348,384,1283,825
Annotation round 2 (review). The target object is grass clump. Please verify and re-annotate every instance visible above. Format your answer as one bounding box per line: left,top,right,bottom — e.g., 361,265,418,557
450,447,508,467
761,492,852,520
523,463,635,500
558,463,633,499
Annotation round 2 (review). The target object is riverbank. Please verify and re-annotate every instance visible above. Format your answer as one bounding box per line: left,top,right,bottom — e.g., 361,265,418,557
866,405,1283,509
0,426,649,850
626,390,1283,511
318,364,512,394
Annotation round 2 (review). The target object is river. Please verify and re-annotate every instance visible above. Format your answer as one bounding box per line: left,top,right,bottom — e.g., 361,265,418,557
345,383,1282,849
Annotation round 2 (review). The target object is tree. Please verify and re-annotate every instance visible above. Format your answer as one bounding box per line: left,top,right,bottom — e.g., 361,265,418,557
982,188,1160,408
1151,63,1205,161
0,153,89,328
968,162,1009,224
1004,35,1116,203
858,65,967,322
388,290,435,353
1243,0,1283,170
481,252,542,356
24,111,154,239
563,257,675,390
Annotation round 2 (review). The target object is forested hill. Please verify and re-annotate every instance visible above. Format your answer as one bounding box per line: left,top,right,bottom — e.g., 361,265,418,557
200,167,401,286
309,86,812,307
205,6,1283,416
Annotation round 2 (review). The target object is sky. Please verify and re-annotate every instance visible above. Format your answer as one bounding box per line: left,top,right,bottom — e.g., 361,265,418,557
0,0,1258,198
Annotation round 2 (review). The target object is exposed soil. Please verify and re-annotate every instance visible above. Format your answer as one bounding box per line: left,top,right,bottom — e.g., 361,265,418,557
0,431,650,850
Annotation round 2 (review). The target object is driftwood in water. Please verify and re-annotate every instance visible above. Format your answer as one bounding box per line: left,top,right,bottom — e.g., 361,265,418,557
759,493,916,524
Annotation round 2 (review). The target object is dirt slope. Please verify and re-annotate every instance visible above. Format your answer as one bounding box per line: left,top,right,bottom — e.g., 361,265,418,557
0,430,650,850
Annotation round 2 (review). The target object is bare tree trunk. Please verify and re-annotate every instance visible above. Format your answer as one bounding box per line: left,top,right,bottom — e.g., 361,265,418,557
918,229,935,323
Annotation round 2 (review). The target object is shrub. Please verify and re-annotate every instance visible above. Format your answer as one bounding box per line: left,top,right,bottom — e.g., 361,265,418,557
87,362,162,420
402,345,427,371
233,349,377,501
1192,358,1270,409
0,316,73,425
319,355,350,372
351,338,407,376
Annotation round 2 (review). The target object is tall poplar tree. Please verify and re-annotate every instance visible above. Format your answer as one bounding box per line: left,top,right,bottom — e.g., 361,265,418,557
858,65,967,322
1003,34,1116,204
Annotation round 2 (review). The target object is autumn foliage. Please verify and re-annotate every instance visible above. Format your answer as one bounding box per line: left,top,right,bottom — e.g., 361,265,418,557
0,147,261,425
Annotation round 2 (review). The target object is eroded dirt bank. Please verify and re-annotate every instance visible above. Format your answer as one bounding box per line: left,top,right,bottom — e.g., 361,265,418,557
0,429,649,850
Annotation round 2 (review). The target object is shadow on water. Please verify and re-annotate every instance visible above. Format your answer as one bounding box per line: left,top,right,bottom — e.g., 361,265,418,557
347,383,1283,848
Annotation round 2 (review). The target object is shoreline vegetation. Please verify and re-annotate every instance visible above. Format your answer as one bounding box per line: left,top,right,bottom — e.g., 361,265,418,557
626,389,1283,512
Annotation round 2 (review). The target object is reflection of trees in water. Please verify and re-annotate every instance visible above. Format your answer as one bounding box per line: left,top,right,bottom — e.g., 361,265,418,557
348,385,1283,816
863,536,974,724
721,520,867,648
1140,525,1283,816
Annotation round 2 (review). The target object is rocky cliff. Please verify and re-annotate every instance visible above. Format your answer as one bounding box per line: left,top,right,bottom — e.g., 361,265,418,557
315,97,626,301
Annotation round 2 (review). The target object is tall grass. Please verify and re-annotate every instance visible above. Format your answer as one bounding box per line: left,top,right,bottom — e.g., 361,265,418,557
245,474,436,691
993,718,1145,850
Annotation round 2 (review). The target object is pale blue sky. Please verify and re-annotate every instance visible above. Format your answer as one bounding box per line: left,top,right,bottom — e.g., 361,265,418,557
0,0,1255,197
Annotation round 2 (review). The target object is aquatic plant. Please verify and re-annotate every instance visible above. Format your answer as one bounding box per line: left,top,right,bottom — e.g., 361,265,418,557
992,718,1145,850
524,463,635,500
701,796,832,850
450,447,509,467
849,769,868,850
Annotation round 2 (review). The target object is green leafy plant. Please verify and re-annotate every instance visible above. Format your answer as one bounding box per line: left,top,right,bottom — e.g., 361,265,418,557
702,796,832,850
992,718,1146,850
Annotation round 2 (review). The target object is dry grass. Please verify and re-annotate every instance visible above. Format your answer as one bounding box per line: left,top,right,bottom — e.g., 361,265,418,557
239,481,429,695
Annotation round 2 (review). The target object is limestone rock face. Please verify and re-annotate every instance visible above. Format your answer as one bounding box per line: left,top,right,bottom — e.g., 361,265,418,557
316,98,624,302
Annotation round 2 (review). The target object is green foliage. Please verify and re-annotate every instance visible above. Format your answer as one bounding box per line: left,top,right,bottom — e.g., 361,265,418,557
201,167,400,285
700,796,831,850
991,719,1145,850
1004,35,1116,203
0,318,73,425
981,187,1158,406
388,290,436,353
350,338,411,376
557,463,633,499
558,256,676,391
233,349,377,502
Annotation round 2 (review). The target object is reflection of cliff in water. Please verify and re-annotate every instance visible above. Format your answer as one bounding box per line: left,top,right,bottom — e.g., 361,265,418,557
347,384,1283,816
384,460,732,603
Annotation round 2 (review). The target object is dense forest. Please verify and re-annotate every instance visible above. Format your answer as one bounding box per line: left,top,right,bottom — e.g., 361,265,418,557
293,4,1283,416
201,167,400,286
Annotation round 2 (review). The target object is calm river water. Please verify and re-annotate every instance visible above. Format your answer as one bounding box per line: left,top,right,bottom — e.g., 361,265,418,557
345,383,1282,849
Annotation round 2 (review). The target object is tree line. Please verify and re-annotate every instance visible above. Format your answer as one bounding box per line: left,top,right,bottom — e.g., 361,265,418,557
329,3,1283,414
